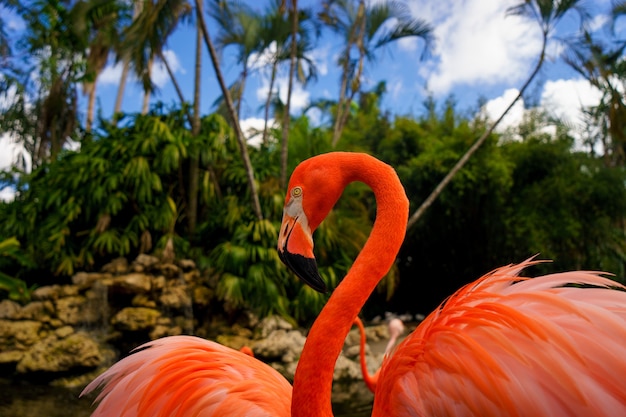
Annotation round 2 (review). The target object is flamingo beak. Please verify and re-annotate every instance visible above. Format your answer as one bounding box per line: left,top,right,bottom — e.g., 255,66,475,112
278,213,328,293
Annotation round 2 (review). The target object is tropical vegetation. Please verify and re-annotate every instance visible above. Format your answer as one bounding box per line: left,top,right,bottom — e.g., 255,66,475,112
1,0,625,322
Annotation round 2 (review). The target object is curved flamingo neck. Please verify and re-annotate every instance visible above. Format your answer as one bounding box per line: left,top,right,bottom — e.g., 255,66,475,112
292,153,409,417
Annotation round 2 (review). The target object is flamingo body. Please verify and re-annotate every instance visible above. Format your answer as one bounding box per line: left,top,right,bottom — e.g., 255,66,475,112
373,262,626,416
81,335,291,417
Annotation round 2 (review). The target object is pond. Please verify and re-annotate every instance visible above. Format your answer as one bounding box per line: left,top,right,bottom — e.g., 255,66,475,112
0,380,374,417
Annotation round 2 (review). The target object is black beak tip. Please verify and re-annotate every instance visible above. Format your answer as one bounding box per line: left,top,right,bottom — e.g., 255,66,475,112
279,250,328,293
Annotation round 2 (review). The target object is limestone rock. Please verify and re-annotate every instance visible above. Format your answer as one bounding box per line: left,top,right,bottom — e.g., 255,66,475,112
16,332,103,373
333,354,361,381
159,285,191,310
111,307,161,331
0,299,21,319
55,295,99,326
31,285,78,301
71,272,112,290
13,300,54,321
252,329,305,363
111,273,152,293
0,319,42,349
178,259,196,271
192,286,213,307
256,315,294,339
131,294,157,308
132,254,160,270
101,257,129,274
216,334,253,351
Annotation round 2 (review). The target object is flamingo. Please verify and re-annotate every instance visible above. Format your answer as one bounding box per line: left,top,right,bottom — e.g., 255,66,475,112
278,151,626,416
353,316,404,393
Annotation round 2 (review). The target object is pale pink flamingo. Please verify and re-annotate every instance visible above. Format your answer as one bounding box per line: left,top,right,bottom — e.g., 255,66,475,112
353,316,404,392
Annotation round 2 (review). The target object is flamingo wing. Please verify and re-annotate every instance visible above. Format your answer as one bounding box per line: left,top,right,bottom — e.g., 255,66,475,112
81,335,291,417
373,260,626,417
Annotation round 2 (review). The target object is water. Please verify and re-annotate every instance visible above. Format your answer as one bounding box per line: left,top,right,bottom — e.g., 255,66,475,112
0,381,373,416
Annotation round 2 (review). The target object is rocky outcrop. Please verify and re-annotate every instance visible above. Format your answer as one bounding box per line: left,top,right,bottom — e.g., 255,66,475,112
0,254,407,388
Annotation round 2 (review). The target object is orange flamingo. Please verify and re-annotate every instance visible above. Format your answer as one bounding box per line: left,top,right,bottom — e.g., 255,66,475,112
353,316,404,392
278,151,626,416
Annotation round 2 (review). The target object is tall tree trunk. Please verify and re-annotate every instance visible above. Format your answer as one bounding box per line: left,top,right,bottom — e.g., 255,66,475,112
196,0,263,220
141,57,153,114
113,59,130,118
86,79,97,132
280,0,298,188
188,4,203,236
406,31,548,230
159,50,192,123
331,0,365,148
262,59,278,147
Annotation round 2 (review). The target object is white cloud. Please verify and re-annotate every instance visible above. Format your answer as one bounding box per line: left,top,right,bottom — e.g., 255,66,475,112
256,76,310,114
152,49,185,88
482,78,603,148
588,14,609,33
541,79,602,128
98,49,184,89
99,61,124,86
409,0,542,95
240,117,277,147
482,88,525,131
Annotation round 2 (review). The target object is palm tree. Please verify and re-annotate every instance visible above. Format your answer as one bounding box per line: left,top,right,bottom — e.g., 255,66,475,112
210,0,263,119
196,0,263,220
406,0,590,229
319,0,433,147
122,0,192,114
564,31,626,166
70,0,128,132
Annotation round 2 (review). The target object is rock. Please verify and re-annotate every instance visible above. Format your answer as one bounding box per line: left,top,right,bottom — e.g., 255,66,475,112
192,286,213,307
344,343,368,359
156,263,181,278
111,307,161,332
0,350,24,365
178,259,196,271
31,285,78,301
149,324,182,340
252,329,305,363
13,301,54,321
54,326,74,338
16,332,103,373
71,272,112,290
159,285,191,310
256,315,294,339
133,254,160,269
333,354,361,381
152,276,166,291
216,334,253,351
0,299,21,319
0,319,42,349
111,273,152,293
56,296,95,325
131,294,157,308
101,257,129,274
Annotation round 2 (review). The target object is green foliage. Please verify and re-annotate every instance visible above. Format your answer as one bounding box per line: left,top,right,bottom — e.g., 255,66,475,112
0,237,36,304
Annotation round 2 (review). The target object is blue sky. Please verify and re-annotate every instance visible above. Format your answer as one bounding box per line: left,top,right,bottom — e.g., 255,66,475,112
1,0,625,196
91,0,622,133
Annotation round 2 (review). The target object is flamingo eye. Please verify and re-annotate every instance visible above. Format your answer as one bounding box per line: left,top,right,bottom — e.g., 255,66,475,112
291,186,302,198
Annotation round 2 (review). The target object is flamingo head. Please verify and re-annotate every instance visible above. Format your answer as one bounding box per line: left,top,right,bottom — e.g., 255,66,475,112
277,154,348,294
